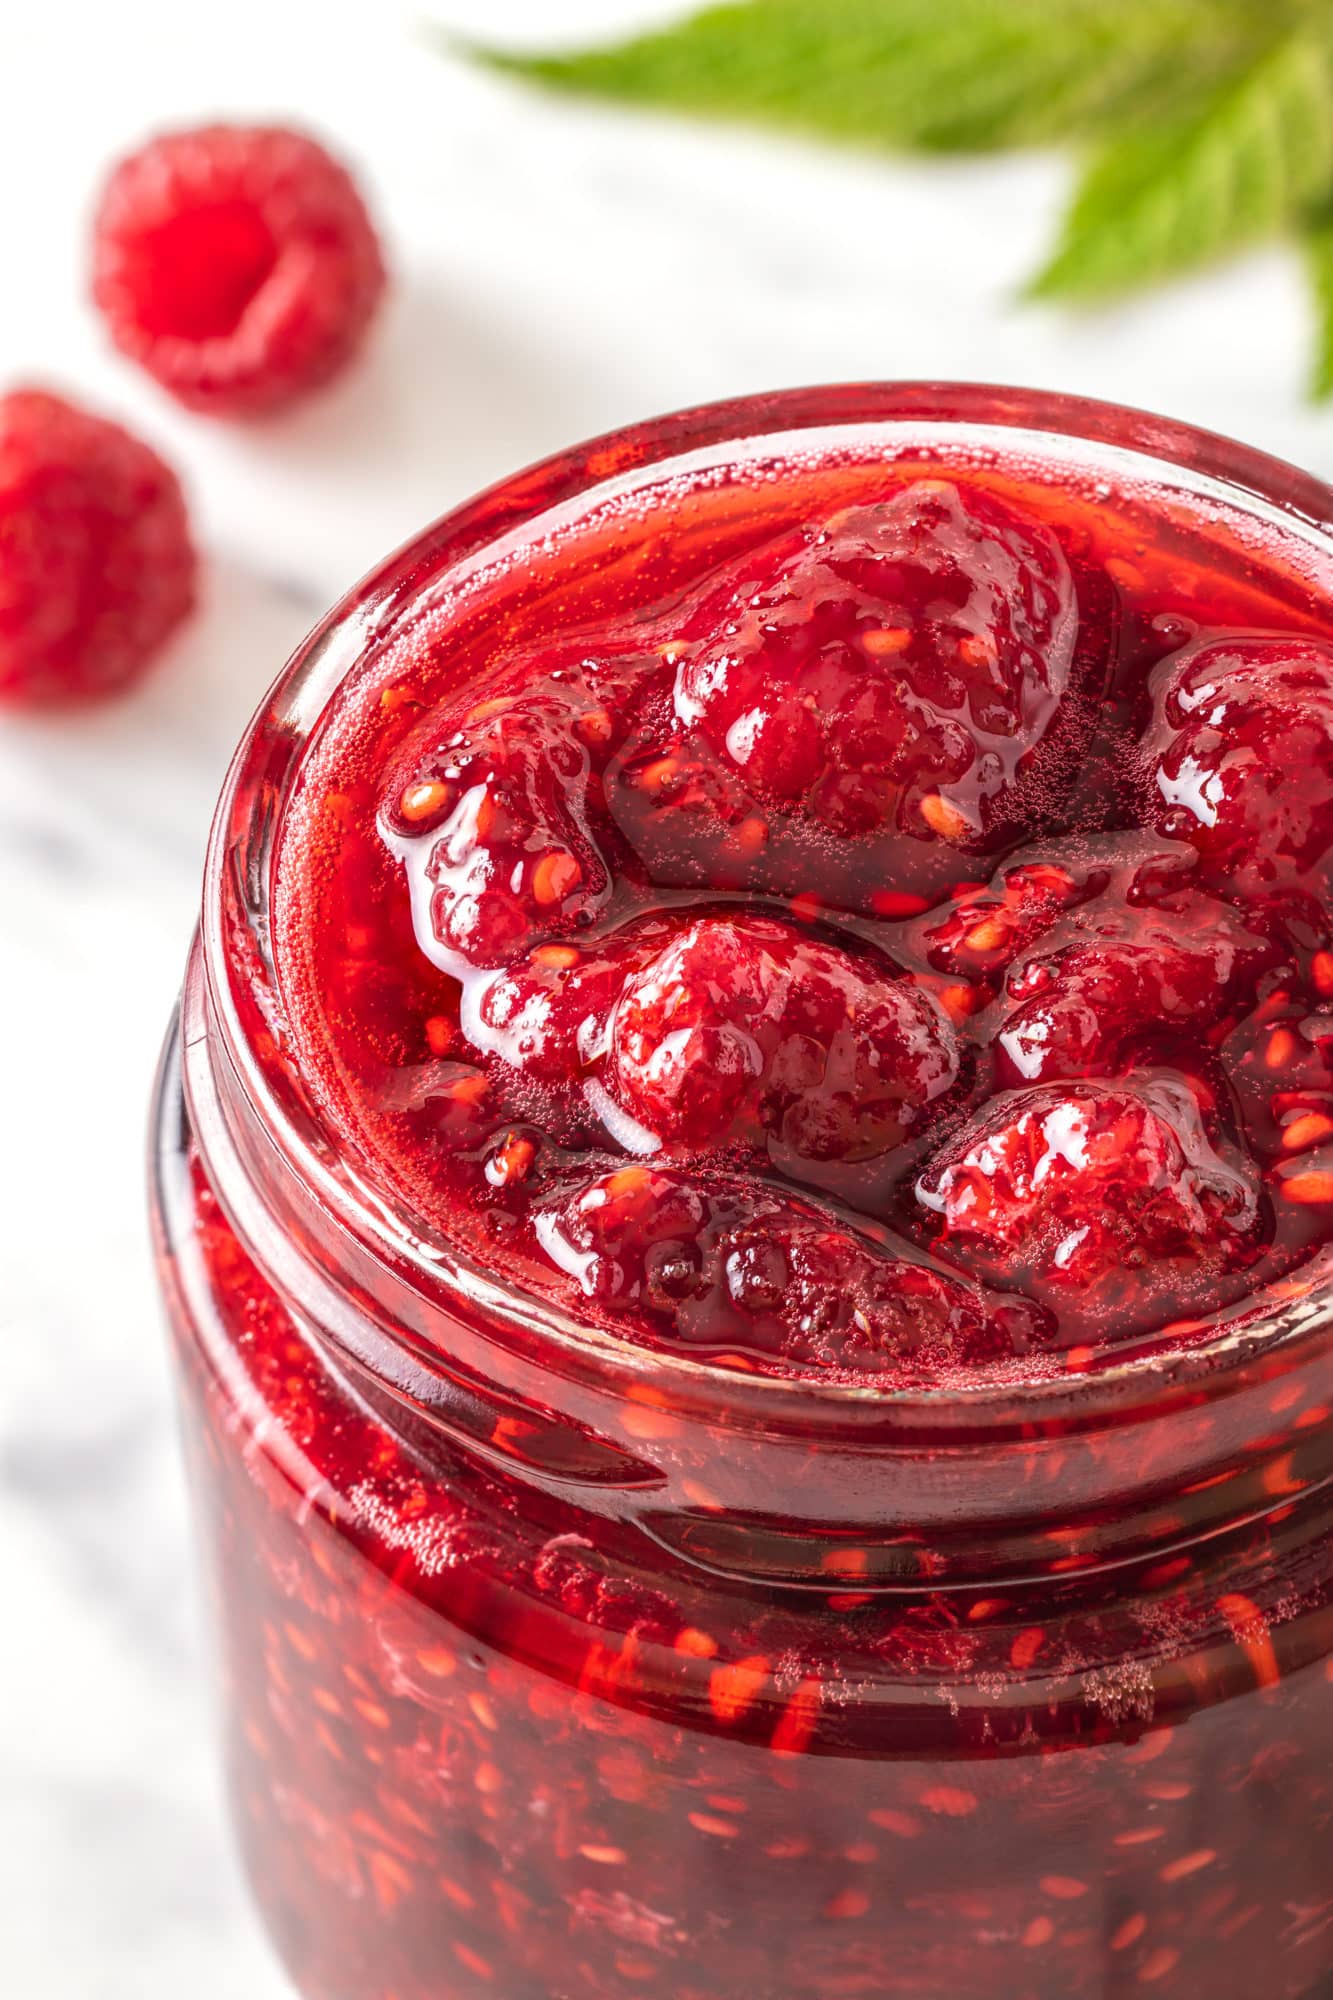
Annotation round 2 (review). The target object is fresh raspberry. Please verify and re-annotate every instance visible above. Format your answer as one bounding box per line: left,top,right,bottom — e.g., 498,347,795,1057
532,1166,1047,1379
1142,636,1333,907
915,1075,1263,1310
91,124,386,416
606,913,960,1163
671,483,1087,862
0,387,195,706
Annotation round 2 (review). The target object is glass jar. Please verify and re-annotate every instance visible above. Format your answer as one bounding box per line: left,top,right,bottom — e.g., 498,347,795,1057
152,385,1333,2000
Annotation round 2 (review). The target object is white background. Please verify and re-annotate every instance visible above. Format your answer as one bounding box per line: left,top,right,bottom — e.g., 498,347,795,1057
2,3,1331,1994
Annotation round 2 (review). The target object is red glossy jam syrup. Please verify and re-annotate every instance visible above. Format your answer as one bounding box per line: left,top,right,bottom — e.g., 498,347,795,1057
273,444,1333,1386
158,397,1333,2000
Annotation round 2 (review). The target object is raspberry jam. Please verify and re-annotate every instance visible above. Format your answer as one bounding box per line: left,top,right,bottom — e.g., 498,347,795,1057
153,387,1333,2000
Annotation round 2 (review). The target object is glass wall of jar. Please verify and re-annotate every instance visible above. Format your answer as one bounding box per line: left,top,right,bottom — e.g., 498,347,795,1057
152,386,1333,2000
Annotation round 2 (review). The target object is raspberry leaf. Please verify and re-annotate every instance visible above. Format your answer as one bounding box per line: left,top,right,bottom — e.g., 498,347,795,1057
1304,204,1333,396
467,0,1285,154
1031,29,1333,298
462,0,1333,396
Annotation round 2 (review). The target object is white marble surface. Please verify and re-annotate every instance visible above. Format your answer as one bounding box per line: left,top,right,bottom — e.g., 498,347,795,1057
4,3,1333,1993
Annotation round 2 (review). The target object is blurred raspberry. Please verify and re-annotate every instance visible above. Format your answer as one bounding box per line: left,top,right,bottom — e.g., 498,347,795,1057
0,388,195,706
92,123,386,416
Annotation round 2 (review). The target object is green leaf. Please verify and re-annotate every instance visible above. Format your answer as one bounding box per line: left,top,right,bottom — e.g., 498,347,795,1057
456,0,1333,396
1304,207,1333,396
1032,27,1333,298
466,0,1285,155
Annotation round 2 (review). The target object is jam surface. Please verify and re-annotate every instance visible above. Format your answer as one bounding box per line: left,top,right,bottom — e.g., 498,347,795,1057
274,438,1333,1386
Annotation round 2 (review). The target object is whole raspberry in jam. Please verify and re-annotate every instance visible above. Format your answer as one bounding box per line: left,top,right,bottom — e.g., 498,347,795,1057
1142,636,1333,906
672,482,1085,867
382,662,640,970
91,124,386,416
534,1166,1047,1379
0,388,195,705
606,913,960,1163
916,1075,1263,1308
994,882,1277,1086
476,939,637,1084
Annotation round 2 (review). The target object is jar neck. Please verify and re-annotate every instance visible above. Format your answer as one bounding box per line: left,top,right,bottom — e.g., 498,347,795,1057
184,925,1333,1591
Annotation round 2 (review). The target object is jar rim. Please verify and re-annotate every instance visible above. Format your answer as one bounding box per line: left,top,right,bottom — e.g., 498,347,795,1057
197,379,1333,1440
